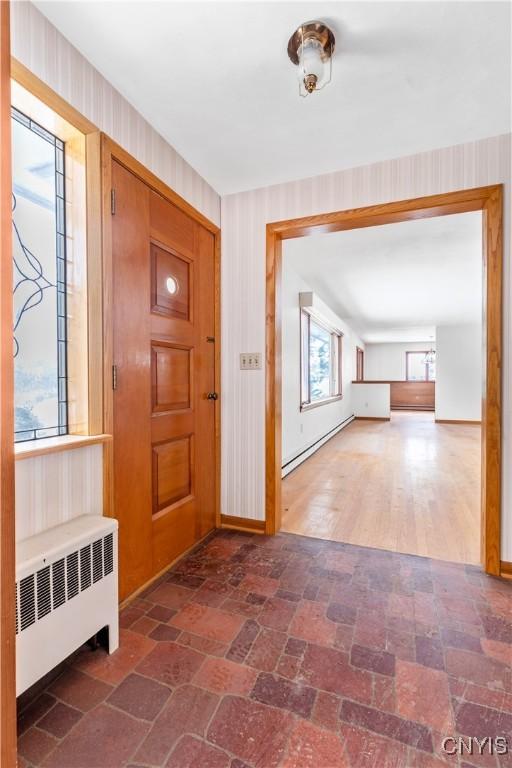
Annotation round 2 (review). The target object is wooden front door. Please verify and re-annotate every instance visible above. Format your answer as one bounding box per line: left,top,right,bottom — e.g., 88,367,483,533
111,160,217,600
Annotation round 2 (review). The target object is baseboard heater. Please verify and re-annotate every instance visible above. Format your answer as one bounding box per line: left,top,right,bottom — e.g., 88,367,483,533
16,515,119,696
282,415,354,477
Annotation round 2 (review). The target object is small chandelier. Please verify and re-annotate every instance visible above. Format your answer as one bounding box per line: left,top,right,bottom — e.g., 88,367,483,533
422,347,436,364
287,21,335,97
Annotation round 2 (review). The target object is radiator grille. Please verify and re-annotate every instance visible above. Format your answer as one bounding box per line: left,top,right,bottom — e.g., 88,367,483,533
19,575,36,631
16,534,115,635
80,546,92,591
67,551,79,600
52,559,66,609
92,539,103,583
104,533,114,575
37,566,51,620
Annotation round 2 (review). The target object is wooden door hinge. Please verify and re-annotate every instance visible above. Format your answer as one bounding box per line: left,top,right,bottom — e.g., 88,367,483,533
111,189,116,215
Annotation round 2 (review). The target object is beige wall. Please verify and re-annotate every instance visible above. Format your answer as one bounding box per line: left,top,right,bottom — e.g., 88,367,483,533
221,133,512,562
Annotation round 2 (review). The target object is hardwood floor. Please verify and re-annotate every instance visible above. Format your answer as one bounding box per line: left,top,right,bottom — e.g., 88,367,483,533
282,411,481,565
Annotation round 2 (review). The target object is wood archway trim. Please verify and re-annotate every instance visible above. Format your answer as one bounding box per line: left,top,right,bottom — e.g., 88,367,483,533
265,185,503,576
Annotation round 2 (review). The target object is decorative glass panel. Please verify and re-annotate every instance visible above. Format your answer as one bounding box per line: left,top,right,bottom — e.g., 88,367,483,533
12,107,67,442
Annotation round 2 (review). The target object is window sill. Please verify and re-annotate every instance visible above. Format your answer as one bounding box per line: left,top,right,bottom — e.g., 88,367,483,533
15,433,112,461
301,395,343,412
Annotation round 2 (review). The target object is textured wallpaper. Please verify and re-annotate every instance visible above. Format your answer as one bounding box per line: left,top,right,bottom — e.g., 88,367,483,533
221,134,512,560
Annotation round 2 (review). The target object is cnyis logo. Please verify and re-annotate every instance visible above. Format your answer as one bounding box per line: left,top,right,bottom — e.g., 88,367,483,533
442,737,509,756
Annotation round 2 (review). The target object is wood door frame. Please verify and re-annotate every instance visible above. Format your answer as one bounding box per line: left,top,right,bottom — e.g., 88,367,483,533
101,135,222,540
356,346,364,382
266,185,504,576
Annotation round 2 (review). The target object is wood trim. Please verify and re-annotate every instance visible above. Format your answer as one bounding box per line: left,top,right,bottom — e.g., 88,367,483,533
266,185,503,576
500,561,512,578
1,5,16,765
481,186,502,575
266,226,281,535
11,58,97,134
352,380,430,384
101,134,221,530
221,514,266,534
356,346,364,382
85,132,104,434
269,186,500,239
214,232,222,527
15,434,112,461
101,139,114,519
435,419,482,425
392,406,435,412
354,417,390,422
119,529,216,610
101,135,219,235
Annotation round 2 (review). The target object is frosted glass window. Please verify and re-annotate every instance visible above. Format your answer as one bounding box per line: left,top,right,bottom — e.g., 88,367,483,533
12,107,67,442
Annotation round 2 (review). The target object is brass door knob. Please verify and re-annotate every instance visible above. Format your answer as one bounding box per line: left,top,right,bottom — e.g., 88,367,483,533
207,392,218,400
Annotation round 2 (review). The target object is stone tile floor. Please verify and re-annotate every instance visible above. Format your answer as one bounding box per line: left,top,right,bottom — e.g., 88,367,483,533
17,530,512,768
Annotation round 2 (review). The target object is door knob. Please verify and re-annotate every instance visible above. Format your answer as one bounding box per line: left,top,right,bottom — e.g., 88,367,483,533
207,392,218,401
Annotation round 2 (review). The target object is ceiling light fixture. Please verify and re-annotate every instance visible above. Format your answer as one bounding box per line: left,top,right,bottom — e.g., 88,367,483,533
422,347,436,364
287,20,335,97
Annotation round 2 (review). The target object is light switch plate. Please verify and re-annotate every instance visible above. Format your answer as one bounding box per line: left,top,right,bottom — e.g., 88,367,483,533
240,352,262,370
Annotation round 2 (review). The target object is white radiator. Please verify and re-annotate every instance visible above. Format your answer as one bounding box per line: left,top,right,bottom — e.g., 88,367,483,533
16,515,119,696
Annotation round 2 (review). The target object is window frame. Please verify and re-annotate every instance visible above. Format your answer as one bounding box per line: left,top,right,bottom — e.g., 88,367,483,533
12,105,69,442
356,346,364,382
405,350,436,382
11,68,106,456
300,308,343,411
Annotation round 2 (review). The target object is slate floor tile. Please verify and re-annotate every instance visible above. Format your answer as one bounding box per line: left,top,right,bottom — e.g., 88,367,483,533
107,672,171,721
135,641,204,686
207,695,293,768
41,704,149,767
17,530,511,768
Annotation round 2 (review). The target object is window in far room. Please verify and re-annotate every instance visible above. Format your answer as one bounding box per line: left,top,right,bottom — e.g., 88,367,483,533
356,346,364,381
300,309,343,409
406,350,436,382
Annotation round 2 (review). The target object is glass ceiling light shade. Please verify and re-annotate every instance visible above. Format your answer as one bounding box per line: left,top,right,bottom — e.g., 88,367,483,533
422,348,436,364
287,21,335,97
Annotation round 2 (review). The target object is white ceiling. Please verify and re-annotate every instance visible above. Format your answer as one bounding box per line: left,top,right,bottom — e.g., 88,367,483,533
283,211,483,343
35,1,511,195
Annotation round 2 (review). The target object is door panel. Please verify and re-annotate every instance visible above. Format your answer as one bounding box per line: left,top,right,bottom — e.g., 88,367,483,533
112,161,216,599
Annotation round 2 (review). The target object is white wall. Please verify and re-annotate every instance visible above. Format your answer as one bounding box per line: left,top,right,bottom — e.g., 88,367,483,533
352,384,391,419
435,324,482,421
281,258,363,467
221,133,512,561
364,342,436,380
15,445,103,542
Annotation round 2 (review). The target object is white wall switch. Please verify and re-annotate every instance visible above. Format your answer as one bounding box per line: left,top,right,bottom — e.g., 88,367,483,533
240,353,262,370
